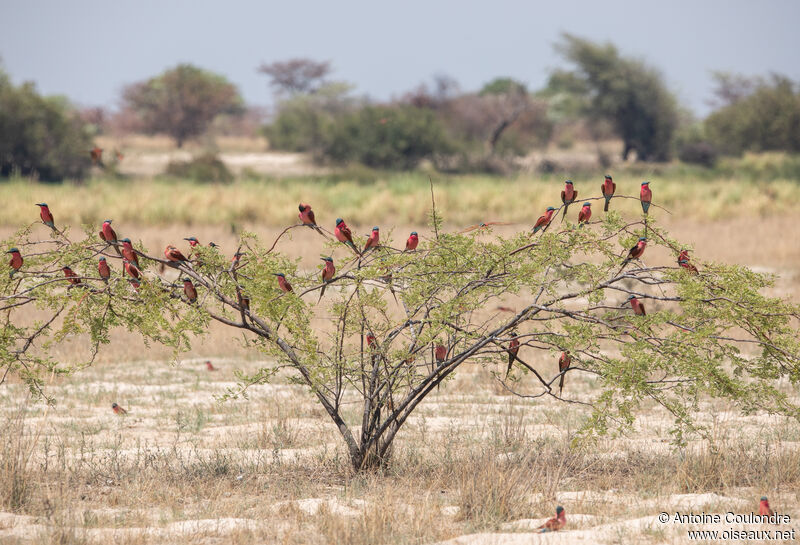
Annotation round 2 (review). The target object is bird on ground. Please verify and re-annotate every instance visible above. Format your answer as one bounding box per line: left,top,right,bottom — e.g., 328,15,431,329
101,220,117,244
505,334,520,378
183,277,197,303
275,273,293,292
678,249,699,274
205,361,216,371
62,266,81,285
459,221,511,233
577,202,592,227
334,218,359,254
561,180,578,220
405,231,419,251
363,227,380,253
120,238,140,269
98,257,110,282
538,506,566,532
558,352,571,394
111,402,127,415
532,207,556,234
435,344,447,363
759,496,774,517
318,257,335,301
601,174,616,212
298,203,322,233
7,248,22,278
164,245,188,263
123,259,141,280
640,181,652,215
621,237,648,269
36,203,56,231
90,147,103,165
627,295,646,316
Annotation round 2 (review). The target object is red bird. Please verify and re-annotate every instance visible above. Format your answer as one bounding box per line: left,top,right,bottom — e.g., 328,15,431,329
62,266,81,285
435,344,447,363
601,174,616,212
363,227,380,253
98,257,111,282
678,249,699,274
366,334,377,348
405,231,419,251
505,334,520,378
334,218,359,254
558,352,571,394
275,273,293,292
123,259,141,280
560,180,578,220
205,361,216,371
538,506,566,532
532,207,556,234
621,237,648,269
627,295,646,316
577,202,592,227
111,402,127,415
165,245,188,263
90,147,103,165
640,181,652,215
120,238,140,269
7,248,23,278
183,277,197,303
101,220,117,243
184,236,200,248
298,203,322,233
318,257,335,301
759,496,774,517
36,203,56,231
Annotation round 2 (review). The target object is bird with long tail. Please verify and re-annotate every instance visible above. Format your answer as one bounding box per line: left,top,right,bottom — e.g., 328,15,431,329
640,181,652,215
62,266,81,285
577,202,592,227
627,294,646,316
298,203,323,233
165,245,188,264
318,257,335,302
505,334,520,378
532,207,555,234
36,203,56,231
7,248,22,278
275,273,293,293
405,231,419,251
601,174,616,212
538,506,566,532
560,180,578,221
120,238,140,269
123,259,141,281
619,237,647,272
98,257,110,283
183,278,197,303
678,249,699,274
334,218,359,254
558,352,571,394
363,227,380,253
111,402,127,415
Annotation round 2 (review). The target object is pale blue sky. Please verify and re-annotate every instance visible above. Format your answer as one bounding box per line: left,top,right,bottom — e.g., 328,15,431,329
1,0,798,116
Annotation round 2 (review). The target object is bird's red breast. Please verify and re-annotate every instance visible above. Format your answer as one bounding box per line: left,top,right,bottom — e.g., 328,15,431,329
509,337,520,356
98,259,110,278
578,206,591,223
206,361,216,371
435,344,447,361
9,251,23,270
405,233,418,251
641,185,652,202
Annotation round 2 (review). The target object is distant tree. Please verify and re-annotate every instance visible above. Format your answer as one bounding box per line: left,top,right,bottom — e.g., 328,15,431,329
258,58,331,96
552,34,679,161
0,68,91,181
705,74,800,156
121,64,243,148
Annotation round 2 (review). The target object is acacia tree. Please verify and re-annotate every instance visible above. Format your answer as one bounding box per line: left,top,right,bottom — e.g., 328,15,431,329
2,191,799,470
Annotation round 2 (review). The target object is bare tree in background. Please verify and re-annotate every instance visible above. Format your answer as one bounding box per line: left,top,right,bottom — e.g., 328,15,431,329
258,58,332,95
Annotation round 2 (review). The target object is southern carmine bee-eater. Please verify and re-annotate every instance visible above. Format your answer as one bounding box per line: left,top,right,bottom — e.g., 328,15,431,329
405,231,419,251
62,266,81,285
111,402,127,415
318,257,335,302
275,273,293,292
165,245,188,263
627,294,646,316
120,238,140,269
123,259,141,280
298,203,323,233
435,343,447,363
505,334,520,378
621,237,647,270
183,277,197,303
7,248,22,278
558,352,571,394
560,180,578,221
538,506,566,533
184,236,200,248
205,361,216,371
678,249,699,274
334,218,359,254
640,181,652,215
532,207,556,234
101,220,117,244
577,202,592,227
601,174,616,212
759,496,774,517
36,203,56,231
98,257,111,283
362,227,380,253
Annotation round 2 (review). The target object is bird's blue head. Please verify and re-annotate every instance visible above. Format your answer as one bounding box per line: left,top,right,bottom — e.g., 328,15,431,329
761,496,768,502
103,219,112,224
641,181,650,186
36,203,47,207
546,207,555,212
638,237,647,242
120,237,131,243
336,218,344,225
321,256,333,262
583,202,591,207
410,231,417,236
604,175,612,180
274,273,285,278
7,248,19,254
184,236,198,242
627,294,636,301
99,257,106,262
372,226,379,232
556,506,564,514
182,277,191,283
565,180,573,185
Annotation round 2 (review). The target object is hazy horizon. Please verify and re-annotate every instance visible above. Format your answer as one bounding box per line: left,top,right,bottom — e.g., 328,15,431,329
1,0,798,117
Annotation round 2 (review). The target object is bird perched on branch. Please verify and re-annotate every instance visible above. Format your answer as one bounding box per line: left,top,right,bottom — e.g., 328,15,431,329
627,295,646,316
182,278,197,303
123,259,141,280
120,238,140,269
62,266,81,285
101,220,117,244
405,231,419,251
36,203,56,231
678,249,699,274
435,343,447,363
640,181,652,215
111,402,127,415
184,236,200,248
532,207,556,234
601,174,616,212
538,506,566,532
275,273,293,293
7,248,22,278
98,257,110,283
318,257,335,301
558,352,571,394
298,203,322,233
505,334,520,378
577,202,592,227
561,180,578,221
621,237,648,270
334,218,359,254
165,245,188,263
363,227,380,253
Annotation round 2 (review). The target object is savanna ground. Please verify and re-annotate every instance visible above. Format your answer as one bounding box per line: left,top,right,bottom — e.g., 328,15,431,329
2,140,800,544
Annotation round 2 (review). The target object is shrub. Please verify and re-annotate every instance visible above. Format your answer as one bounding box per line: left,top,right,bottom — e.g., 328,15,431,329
164,153,233,183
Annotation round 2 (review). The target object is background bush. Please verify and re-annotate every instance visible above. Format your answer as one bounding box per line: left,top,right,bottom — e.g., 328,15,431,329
164,153,233,183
